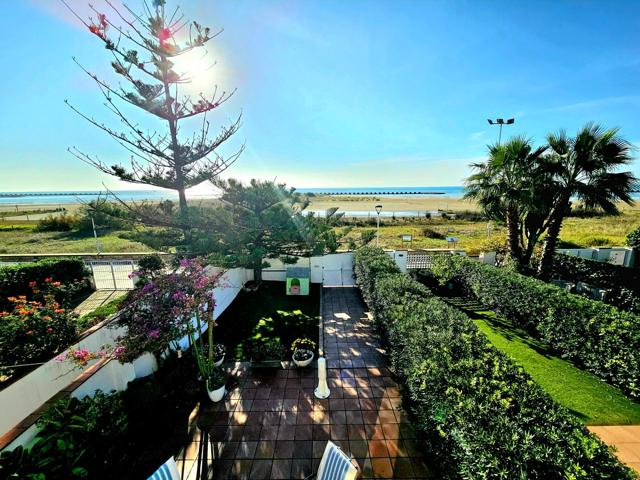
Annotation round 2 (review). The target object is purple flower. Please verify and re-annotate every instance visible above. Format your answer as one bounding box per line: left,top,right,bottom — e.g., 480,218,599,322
148,329,161,338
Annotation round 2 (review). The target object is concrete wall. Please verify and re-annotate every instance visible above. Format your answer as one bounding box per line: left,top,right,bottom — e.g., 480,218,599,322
262,253,355,286
557,247,635,267
0,267,248,446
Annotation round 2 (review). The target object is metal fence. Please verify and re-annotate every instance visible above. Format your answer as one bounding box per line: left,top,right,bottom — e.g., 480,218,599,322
85,260,138,290
406,253,440,270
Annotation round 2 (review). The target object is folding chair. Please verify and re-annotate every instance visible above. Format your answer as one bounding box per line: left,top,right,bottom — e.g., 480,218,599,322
306,440,360,479
147,456,180,480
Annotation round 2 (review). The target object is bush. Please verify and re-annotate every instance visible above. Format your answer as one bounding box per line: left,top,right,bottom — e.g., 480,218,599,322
34,213,79,232
627,225,640,249
0,285,78,379
421,227,445,239
0,353,201,480
0,258,91,311
423,255,640,400
355,247,635,479
75,200,130,233
549,253,640,313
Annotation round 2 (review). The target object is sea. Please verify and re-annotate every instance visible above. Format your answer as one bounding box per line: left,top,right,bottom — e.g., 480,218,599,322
0,187,466,206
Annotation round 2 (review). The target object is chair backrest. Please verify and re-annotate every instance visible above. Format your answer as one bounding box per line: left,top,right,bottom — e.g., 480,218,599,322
317,441,359,480
147,456,180,480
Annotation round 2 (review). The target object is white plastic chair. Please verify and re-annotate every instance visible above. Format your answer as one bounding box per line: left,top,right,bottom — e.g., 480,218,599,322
147,456,180,480
306,440,360,480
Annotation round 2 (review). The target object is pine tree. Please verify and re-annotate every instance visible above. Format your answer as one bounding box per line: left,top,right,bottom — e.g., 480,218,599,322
62,0,243,234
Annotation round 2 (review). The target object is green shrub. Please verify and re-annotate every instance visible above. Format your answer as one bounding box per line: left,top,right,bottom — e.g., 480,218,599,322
0,288,78,379
423,255,640,400
355,247,636,479
75,201,130,233
549,253,640,313
627,225,640,249
34,213,78,232
0,258,91,311
0,353,200,480
421,227,445,239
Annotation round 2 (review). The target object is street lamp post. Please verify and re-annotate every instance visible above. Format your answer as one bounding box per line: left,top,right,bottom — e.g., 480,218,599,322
487,118,515,145
375,204,383,246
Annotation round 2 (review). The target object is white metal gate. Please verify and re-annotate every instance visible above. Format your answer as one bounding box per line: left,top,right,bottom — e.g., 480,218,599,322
322,267,355,286
86,260,137,290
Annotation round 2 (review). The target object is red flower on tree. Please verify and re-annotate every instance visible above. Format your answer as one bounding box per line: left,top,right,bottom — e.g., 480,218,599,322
88,13,108,40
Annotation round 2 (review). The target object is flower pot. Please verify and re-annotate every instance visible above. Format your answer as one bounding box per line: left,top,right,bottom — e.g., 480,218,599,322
207,383,226,402
214,355,225,367
292,350,314,368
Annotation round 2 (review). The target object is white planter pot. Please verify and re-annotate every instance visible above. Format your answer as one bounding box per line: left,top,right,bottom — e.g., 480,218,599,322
292,350,314,368
207,383,226,402
214,355,225,367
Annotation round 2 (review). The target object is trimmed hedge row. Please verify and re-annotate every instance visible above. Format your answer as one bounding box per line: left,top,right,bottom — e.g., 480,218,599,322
550,254,640,314
0,258,91,310
355,247,636,479
424,255,640,400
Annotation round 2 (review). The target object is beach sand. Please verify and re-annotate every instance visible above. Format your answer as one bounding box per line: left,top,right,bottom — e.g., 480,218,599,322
307,195,478,213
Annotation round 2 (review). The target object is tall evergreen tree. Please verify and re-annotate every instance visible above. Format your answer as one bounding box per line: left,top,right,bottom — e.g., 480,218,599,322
63,0,242,237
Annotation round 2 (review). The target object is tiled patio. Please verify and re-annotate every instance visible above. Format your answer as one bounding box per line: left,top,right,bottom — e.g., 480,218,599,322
177,287,434,479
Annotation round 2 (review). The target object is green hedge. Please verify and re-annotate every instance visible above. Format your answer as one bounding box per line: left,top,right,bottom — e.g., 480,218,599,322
550,254,640,314
0,258,91,310
424,255,640,400
354,246,636,479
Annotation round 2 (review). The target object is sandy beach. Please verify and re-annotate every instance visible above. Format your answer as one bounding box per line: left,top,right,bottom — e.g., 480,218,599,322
307,195,479,213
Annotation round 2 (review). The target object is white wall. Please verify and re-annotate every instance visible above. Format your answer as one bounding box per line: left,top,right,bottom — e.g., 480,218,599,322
262,253,355,286
557,247,635,267
0,268,249,446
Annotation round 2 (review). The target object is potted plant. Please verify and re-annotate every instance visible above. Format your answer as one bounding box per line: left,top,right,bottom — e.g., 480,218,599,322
291,338,316,367
205,366,226,402
248,338,286,368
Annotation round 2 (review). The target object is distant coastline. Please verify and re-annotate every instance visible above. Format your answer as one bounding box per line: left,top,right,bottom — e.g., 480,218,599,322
0,187,466,206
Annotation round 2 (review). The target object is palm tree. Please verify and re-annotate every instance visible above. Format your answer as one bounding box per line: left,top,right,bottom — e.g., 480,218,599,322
465,136,548,268
537,123,637,278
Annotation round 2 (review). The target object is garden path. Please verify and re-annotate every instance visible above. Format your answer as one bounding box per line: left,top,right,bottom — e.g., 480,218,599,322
175,287,435,479
73,289,121,317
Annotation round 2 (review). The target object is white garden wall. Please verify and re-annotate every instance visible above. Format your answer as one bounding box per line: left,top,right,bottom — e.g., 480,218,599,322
0,267,249,448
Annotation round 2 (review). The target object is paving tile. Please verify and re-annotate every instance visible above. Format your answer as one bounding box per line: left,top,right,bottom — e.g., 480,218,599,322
274,440,295,459
255,440,275,459
270,459,292,479
247,458,272,479
292,440,313,459
371,457,394,478
230,459,253,479
290,458,313,479
368,439,390,458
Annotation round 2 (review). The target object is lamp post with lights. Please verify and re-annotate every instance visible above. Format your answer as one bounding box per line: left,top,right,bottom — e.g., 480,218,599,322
487,118,515,145
375,204,383,246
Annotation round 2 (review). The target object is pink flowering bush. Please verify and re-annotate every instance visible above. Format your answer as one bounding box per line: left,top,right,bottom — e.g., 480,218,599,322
56,347,108,369
113,258,222,363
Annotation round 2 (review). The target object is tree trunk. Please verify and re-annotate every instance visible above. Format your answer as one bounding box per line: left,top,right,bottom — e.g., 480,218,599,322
538,196,570,278
505,204,522,267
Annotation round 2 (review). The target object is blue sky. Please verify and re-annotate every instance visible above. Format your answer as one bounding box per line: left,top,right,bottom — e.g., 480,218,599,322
1,0,639,192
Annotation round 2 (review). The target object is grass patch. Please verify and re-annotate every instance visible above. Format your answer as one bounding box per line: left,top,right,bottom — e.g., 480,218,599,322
0,227,151,254
446,297,640,425
214,281,320,360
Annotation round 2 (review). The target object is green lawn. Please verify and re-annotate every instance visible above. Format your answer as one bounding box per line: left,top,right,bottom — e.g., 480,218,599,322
446,297,640,425
0,227,151,254
214,281,320,360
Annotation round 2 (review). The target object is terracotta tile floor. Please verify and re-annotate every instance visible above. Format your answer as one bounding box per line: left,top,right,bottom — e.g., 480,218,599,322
589,425,640,473
177,287,434,479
